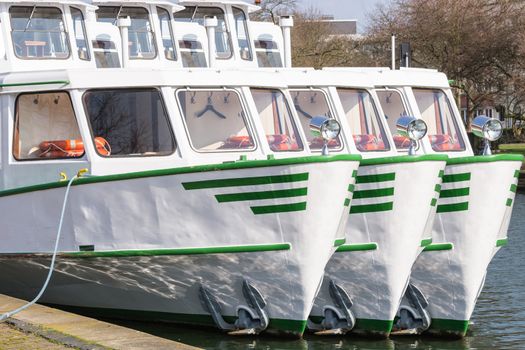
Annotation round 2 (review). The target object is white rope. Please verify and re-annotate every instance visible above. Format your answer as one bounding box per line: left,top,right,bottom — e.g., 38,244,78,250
1,174,79,322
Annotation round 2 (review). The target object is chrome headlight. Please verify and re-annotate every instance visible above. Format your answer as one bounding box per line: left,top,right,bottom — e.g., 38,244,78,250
310,116,341,141
472,115,503,141
396,116,427,141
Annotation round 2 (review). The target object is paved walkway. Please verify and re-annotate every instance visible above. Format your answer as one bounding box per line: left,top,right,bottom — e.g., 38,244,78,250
0,294,200,350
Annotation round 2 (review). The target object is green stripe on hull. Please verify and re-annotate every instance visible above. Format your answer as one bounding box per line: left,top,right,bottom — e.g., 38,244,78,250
334,238,346,247
353,187,394,199
350,202,393,214
215,187,307,202
426,318,469,338
437,202,469,213
423,243,454,251
355,173,395,184
506,198,513,207
496,238,508,247
510,184,517,193
55,244,292,258
430,198,437,206
251,202,306,215
440,187,470,198
442,173,471,183
336,243,378,252
435,184,441,192
183,173,308,190
43,304,307,337
344,198,351,207
515,170,521,178
420,238,433,247
308,317,393,337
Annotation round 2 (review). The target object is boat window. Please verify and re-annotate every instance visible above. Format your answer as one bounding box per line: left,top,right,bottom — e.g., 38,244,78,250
97,6,157,60
251,89,303,152
179,38,207,67
337,89,390,152
92,40,121,68
10,6,70,59
83,89,176,157
413,89,466,152
254,39,282,68
13,92,83,160
376,89,409,150
157,7,176,61
177,89,255,152
174,6,232,59
233,7,252,61
289,89,342,151
71,7,90,61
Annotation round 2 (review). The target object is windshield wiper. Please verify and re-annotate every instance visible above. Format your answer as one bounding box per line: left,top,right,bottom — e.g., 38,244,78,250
24,6,36,31
190,5,198,22
113,5,123,25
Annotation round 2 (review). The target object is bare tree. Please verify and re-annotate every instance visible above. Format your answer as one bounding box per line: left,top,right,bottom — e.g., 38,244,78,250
251,0,297,23
366,0,525,131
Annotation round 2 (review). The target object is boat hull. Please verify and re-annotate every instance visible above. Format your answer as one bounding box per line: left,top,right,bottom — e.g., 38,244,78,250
309,155,447,337
0,155,360,337
406,155,523,338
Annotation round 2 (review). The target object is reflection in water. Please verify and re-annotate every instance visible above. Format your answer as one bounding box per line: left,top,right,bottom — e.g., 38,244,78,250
90,194,525,349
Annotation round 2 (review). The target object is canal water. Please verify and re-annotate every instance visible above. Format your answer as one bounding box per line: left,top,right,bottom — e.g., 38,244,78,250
111,193,525,350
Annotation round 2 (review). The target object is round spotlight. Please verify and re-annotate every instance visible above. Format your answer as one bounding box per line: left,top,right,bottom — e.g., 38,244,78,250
396,116,428,141
472,115,502,142
310,116,341,141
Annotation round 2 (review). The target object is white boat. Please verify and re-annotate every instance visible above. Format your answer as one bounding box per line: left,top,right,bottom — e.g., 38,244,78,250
0,0,362,337
365,67,523,337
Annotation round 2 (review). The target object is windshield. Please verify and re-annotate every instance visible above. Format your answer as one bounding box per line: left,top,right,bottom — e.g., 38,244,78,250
376,89,410,150
337,89,390,152
413,89,466,152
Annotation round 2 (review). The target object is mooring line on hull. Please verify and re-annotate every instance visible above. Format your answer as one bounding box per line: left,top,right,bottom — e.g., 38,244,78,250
0,169,88,322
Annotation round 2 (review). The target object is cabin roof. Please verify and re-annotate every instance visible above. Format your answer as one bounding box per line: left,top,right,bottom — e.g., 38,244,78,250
323,67,450,89
0,68,291,92
92,0,184,11
178,0,260,13
0,0,97,9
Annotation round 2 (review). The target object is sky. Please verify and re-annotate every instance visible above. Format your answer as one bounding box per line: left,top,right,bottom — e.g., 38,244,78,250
296,0,391,32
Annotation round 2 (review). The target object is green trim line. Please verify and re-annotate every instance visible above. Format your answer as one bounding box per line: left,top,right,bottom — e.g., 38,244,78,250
506,198,513,207
359,154,448,166
215,187,307,202
353,187,394,199
0,154,361,198
336,242,378,252
334,238,347,247
344,198,351,207
355,173,395,184
430,198,437,206
420,238,433,247
0,80,70,88
515,170,521,178
510,184,517,193
184,173,308,190
439,170,445,178
496,238,508,247
446,154,524,165
442,173,471,183
440,187,470,198
352,170,358,177
350,201,393,214
43,305,307,336
423,243,454,251
58,243,292,258
348,184,355,192
308,316,393,335
251,202,306,215
427,318,469,336
435,184,442,192
437,202,469,213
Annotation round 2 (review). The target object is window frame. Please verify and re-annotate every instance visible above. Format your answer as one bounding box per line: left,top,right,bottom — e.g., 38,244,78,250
9,5,72,60
12,90,85,161
82,87,177,158
156,6,177,61
96,6,158,60
250,87,304,152
375,87,411,150
289,87,344,152
412,88,467,153
175,87,258,153
232,6,252,61
70,6,91,61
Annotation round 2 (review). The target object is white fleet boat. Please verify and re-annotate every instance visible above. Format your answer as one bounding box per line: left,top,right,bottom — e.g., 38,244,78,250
365,67,523,337
0,0,362,337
